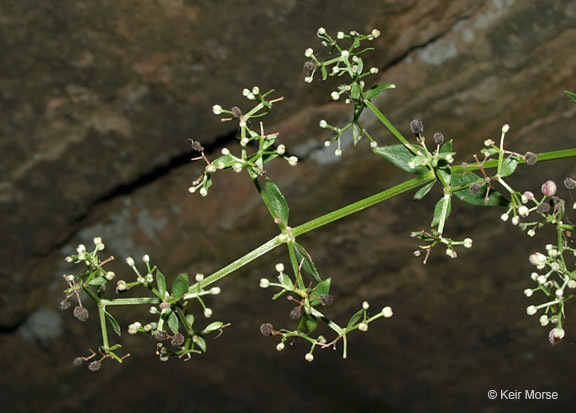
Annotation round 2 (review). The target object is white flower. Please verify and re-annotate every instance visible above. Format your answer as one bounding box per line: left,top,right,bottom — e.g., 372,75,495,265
199,187,208,197
142,254,150,263
233,163,243,173
556,289,564,298
358,322,368,332
212,104,222,115
334,149,342,157
317,27,326,35
539,315,549,326
116,280,127,291
324,141,331,147
526,305,537,315
128,322,141,335
527,229,535,237
512,216,520,226
304,76,313,83
362,301,370,310
93,237,102,246
126,257,135,267
501,124,510,133
242,88,250,96
146,273,154,283
205,164,216,173
371,29,381,38
341,50,349,58
337,31,345,39
463,238,473,248
319,120,328,128
500,213,509,222
105,271,115,281
240,137,249,146
568,280,576,289
276,342,285,351
537,275,547,285
288,156,298,166
331,91,340,100
251,86,260,95
484,139,494,147
523,288,533,297
518,205,529,217
275,263,285,273
204,308,213,318
304,48,314,58
370,67,379,74
305,353,314,362
221,148,230,155
370,141,378,148
210,287,221,295
195,273,204,282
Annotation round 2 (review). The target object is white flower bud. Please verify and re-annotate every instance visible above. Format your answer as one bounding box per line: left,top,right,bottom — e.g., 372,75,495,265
518,205,529,217
568,280,576,289
463,238,473,248
501,124,510,133
288,156,298,166
381,306,393,318
304,48,314,58
527,229,536,237
259,278,270,288
242,88,250,96
341,50,349,58
500,213,509,222
335,149,342,157
199,187,208,197
370,67,379,74
142,254,150,263
526,305,537,315
512,216,520,226
212,104,222,115
146,273,154,283
484,139,494,147
195,273,204,282
305,353,314,362
317,27,326,35
362,301,370,310
319,120,328,128
93,237,102,245
251,86,260,95
371,29,381,38
126,257,135,267
539,315,549,326
304,76,313,83
205,164,216,173
276,144,286,155
358,322,368,332
556,289,564,297
105,271,115,281
537,275,547,285
210,287,221,295
370,141,378,148
276,342,285,351
221,148,230,155
337,31,345,39
204,308,213,318
116,280,127,291
233,163,243,173
523,288,533,297
331,91,340,100
275,263,284,273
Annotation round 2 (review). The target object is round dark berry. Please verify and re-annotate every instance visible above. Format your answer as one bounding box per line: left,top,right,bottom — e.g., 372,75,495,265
155,330,168,341
73,306,89,322
171,333,185,347
409,119,424,135
289,306,302,319
260,323,274,336
59,299,71,311
433,132,444,145
524,152,538,165
88,361,101,372
319,294,333,306
72,357,83,367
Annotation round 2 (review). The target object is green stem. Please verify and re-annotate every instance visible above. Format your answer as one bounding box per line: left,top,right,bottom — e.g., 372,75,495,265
364,99,412,148
98,303,109,349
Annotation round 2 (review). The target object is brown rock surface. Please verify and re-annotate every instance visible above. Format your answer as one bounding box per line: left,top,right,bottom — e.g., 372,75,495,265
2,0,576,411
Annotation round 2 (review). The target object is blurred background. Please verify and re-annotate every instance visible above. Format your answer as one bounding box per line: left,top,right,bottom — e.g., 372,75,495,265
2,0,576,411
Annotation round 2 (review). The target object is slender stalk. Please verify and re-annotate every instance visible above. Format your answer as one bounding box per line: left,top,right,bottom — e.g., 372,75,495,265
364,99,412,147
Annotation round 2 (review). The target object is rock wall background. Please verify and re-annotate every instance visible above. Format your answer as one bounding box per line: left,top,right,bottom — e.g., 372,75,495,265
2,0,576,411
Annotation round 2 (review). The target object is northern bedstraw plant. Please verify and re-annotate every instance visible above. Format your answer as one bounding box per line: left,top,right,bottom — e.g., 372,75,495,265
61,28,576,369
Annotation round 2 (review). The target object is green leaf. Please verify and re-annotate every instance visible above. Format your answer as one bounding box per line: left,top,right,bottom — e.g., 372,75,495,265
365,83,395,100
309,278,331,306
172,273,189,299
352,123,362,145
299,313,318,334
294,242,322,282
105,310,121,336
350,83,362,99
185,314,195,328
373,144,428,175
431,196,451,227
156,271,166,297
321,65,328,80
499,156,519,178
356,57,364,74
451,172,510,207
280,273,294,290
413,180,436,201
262,134,278,150
203,321,223,333
263,178,289,227
167,310,179,334
195,335,207,352
212,154,236,169
565,90,576,104
436,165,451,186
347,308,364,329
439,140,453,153
89,276,107,286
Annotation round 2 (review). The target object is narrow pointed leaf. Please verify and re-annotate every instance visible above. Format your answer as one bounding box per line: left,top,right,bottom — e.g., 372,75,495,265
373,144,428,175
431,196,451,227
195,335,207,352
413,180,436,201
105,310,121,336
294,242,322,282
365,83,395,100
156,270,166,297
203,321,224,334
172,273,189,299
263,178,289,226
347,308,364,329
565,90,576,104
167,310,179,334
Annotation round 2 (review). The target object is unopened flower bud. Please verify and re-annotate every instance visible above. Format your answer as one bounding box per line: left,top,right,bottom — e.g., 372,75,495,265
409,119,424,135
541,180,557,197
